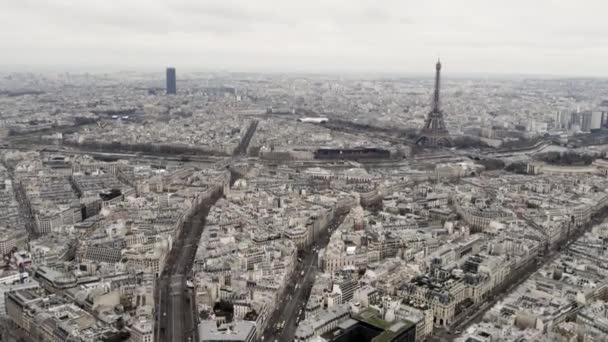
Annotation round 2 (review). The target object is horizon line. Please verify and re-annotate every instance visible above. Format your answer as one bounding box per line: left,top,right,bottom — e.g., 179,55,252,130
0,63,607,80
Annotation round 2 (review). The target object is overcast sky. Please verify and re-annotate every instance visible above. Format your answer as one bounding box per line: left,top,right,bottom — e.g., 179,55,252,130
2,0,608,76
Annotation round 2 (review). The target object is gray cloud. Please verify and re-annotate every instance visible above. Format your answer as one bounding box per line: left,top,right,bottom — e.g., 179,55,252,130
1,0,608,76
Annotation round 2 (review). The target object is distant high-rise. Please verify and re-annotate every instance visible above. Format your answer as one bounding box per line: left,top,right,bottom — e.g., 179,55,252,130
580,111,602,132
166,67,176,95
416,59,452,147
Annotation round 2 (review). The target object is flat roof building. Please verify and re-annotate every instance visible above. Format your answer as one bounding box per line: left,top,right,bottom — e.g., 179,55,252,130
198,320,256,342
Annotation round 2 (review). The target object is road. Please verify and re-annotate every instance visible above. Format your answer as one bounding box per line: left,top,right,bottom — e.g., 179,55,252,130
155,190,222,342
233,120,258,156
2,142,223,165
263,212,348,342
432,213,608,342
264,253,318,342
0,160,37,238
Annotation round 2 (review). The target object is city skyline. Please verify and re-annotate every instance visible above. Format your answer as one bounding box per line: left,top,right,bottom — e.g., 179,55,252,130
4,2,608,342
2,0,608,76
3,51,608,342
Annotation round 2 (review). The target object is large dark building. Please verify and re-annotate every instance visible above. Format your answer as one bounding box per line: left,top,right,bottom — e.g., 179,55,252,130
314,148,391,160
329,309,417,342
166,67,176,95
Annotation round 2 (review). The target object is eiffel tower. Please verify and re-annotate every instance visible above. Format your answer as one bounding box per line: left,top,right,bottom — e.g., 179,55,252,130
416,59,452,147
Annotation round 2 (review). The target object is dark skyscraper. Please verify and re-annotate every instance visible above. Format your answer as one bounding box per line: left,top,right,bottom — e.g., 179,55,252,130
166,67,176,95
416,59,452,147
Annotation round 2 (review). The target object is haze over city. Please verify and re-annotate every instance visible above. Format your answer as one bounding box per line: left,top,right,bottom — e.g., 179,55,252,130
2,0,608,76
